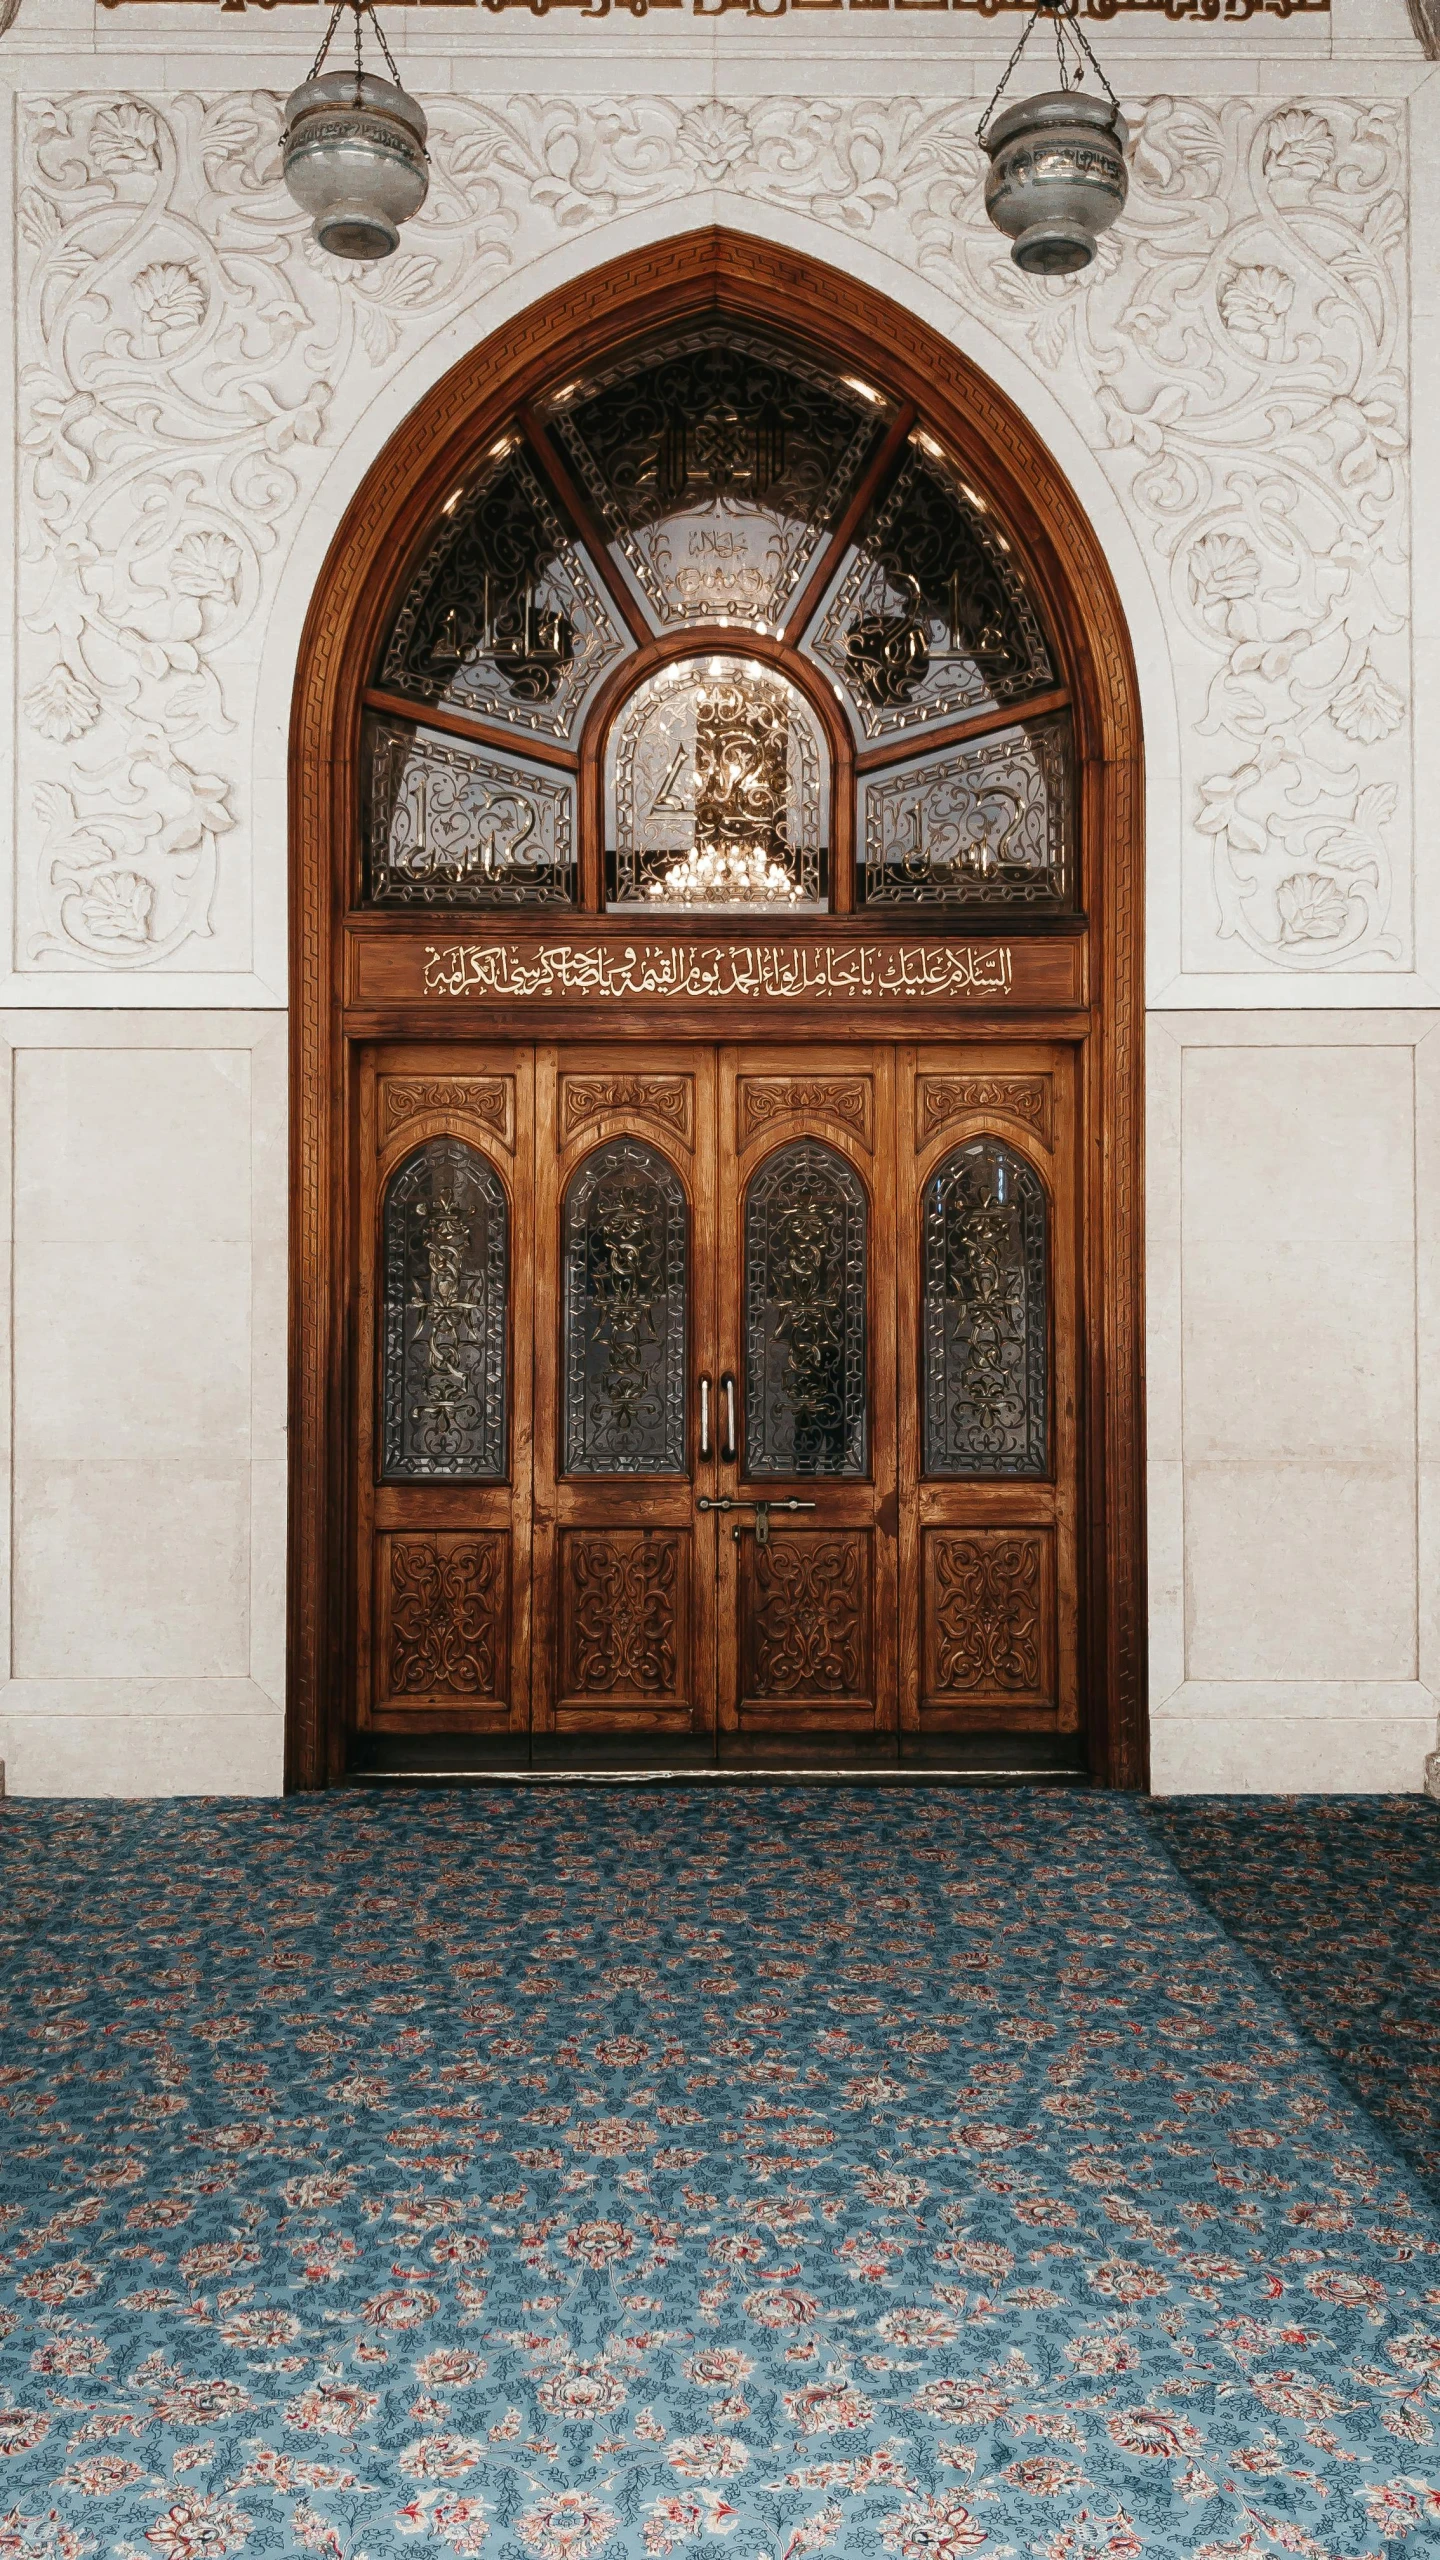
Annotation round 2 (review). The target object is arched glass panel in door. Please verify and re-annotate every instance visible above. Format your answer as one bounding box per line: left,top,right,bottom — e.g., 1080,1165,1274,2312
922,1138,1048,1478
382,1138,509,1479
563,1140,689,1475
744,1140,868,1478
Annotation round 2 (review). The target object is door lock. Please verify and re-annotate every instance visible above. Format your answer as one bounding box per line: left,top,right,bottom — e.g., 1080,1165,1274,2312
697,1495,817,1547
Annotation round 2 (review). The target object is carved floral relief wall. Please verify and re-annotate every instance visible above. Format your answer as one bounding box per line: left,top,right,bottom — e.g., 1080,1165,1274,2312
14,86,1409,980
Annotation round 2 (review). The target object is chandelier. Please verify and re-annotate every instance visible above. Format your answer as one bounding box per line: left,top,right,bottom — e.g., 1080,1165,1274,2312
281,0,429,263
646,846,804,909
978,0,1129,277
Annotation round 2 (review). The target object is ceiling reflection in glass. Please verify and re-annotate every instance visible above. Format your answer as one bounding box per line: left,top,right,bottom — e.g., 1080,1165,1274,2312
546,327,886,635
860,713,1072,909
806,444,1054,741
381,440,631,743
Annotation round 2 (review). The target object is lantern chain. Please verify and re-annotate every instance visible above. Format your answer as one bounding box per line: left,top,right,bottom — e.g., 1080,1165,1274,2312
305,0,404,95
977,0,1120,147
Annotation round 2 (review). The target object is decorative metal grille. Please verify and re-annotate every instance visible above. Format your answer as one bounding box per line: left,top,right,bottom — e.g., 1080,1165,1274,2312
364,714,575,907
807,447,1053,740
607,655,826,908
563,1139,689,1475
383,1139,508,1480
923,1138,1048,1477
744,1140,868,1478
548,325,884,633
379,441,630,741
860,712,1072,907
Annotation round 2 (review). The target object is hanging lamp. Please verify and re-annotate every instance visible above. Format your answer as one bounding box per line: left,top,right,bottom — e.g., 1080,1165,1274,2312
977,0,1128,278
282,0,429,264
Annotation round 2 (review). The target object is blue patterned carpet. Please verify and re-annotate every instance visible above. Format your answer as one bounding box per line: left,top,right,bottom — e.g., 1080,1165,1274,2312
1147,1798,1440,2213
2,1793,1439,2560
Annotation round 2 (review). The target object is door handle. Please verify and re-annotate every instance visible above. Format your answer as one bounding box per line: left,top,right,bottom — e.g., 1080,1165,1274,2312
719,1371,737,1466
699,1374,713,1461
698,1496,817,1548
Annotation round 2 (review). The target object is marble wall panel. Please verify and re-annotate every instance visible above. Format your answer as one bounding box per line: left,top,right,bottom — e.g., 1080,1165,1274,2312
1149,1014,1438,1794
0,1016,285,1795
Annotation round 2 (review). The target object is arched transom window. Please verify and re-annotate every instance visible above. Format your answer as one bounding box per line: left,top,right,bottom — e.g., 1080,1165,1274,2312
363,320,1073,916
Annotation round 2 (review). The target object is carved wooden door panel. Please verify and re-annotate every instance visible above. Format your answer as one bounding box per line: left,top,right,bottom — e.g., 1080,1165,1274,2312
896,1043,1080,1749
530,1047,721,1747
715,1048,899,1757
355,1045,536,1738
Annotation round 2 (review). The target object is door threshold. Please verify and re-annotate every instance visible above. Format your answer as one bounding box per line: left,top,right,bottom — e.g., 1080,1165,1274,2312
343,1762,1090,1789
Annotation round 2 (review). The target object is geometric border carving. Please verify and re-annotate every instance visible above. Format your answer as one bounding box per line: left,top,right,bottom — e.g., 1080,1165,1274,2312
739,1076,872,1151
380,1075,514,1151
916,1072,1051,1151
560,1072,693,1150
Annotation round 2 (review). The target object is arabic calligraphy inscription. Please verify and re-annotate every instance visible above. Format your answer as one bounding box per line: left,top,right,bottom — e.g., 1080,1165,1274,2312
419,940,1015,1002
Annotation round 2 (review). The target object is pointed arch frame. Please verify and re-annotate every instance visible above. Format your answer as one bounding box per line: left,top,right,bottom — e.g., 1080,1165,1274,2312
287,226,1145,1789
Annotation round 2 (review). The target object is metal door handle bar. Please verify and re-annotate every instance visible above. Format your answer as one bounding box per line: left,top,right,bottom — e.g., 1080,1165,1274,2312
697,1495,817,1548
699,1374,712,1461
719,1372,737,1465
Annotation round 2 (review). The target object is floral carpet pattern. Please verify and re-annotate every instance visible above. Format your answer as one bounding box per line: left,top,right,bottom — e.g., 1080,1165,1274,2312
1147,1799,1440,2210
1,1792,1440,2560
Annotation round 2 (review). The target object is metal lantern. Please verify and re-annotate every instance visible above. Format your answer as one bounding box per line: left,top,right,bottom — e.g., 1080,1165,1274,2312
978,0,1128,278
282,0,429,264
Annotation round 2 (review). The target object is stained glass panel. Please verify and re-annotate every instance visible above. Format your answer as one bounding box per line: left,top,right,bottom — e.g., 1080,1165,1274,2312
607,655,827,909
383,1139,508,1480
744,1141,868,1479
563,1140,688,1476
806,447,1054,741
923,1139,1048,1478
860,713,1072,908
548,327,885,634
364,715,575,907
379,440,630,743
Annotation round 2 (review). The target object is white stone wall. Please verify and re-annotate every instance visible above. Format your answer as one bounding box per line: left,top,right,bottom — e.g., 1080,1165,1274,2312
0,0,1433,1792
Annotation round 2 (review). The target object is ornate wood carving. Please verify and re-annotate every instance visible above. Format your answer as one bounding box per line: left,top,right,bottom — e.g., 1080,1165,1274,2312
379,1532,509,1705
381,1075,513,1148
745,1533,870,1700
924,1529,1051,1706
289,230,1145,1791
561,1532,684,1702
917,1072,1052,1150
738,1076,871,1148
560,1072,693,1147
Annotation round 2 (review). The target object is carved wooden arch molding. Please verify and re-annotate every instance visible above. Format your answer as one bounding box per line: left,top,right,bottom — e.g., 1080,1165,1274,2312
287,224,1145,1791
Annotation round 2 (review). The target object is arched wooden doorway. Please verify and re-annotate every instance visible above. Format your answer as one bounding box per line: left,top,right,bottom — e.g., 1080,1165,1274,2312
287,229,1144,1790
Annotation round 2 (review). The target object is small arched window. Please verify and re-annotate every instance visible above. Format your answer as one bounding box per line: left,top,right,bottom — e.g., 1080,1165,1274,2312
562,1139,689,1476
382,1138,508,1480
922,1138,1048,1478
744,1140,868,1479
363,322,1072,918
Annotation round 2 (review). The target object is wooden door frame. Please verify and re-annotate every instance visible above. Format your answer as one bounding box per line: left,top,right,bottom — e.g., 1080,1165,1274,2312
287,226,1145,1791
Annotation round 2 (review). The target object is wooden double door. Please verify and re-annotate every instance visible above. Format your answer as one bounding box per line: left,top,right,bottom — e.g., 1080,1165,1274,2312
356,1040,1079,1762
